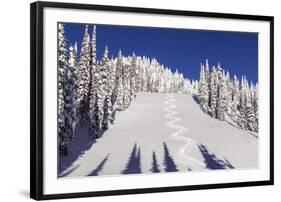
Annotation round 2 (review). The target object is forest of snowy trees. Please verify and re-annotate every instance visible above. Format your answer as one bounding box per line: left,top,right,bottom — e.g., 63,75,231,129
58,23,197,155
197,60,259,133
58,23,258,156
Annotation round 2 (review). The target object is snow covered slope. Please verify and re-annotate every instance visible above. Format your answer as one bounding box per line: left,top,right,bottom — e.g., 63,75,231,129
60,92,258,177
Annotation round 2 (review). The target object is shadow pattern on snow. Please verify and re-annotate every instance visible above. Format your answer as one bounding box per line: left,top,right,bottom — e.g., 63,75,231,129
58,125,97,176
150,151,161,173
122,143,142,174
92,128,107,139
163,142,178,172
87,154,110,176
192,94,200,104
198,144,234,169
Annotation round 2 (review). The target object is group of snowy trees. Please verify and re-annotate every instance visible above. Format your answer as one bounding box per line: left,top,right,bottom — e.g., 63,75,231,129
58,23,196,155
58,23,77,155
198,60,259,132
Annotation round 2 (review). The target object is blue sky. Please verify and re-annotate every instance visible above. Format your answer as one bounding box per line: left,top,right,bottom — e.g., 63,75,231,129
64,23,258,83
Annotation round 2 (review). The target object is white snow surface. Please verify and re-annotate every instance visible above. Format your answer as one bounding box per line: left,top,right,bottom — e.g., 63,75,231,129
60,92,258,177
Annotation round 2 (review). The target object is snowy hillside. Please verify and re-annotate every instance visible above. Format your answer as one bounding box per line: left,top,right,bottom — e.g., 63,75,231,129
59,92,258,177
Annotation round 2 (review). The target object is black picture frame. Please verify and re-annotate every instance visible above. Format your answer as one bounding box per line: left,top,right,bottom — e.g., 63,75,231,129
30,1,274,200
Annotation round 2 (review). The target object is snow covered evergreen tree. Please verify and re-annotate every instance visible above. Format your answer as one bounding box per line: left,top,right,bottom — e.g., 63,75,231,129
246,82,258,131
217,66,227,121
253,84,259,132
135,56,142,92
204,60,211,106
238,92,247,129
109,60,117,123
115,50,125,111
106,58,116,125
198,64,209,113
122,58,131,109
95,46,111,133
88,25,98,136
231,75,240,122
246,102,257,131
58,23,68,155
129,53,137,99
225,71,234,116
73,42,79,96
237,76,248,129
140,57,149,92
102,95,111,130
209,66,219,118
64,44,78,142
193,80,199,95
76,25,91,124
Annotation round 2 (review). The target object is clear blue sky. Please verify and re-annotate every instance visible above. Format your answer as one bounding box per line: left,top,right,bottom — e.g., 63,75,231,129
64,23,258,83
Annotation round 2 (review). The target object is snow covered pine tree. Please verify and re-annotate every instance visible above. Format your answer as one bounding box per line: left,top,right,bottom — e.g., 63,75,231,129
58,23,69,155
76,25,91,125
88,25,99,136
198,63,209,113
65,44,78,143
95,46,111,135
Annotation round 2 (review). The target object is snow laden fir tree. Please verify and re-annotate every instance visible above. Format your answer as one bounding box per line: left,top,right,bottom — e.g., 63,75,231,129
58,23,259,156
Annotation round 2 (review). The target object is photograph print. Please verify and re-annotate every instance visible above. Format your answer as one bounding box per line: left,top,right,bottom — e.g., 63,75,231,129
58,22,259,178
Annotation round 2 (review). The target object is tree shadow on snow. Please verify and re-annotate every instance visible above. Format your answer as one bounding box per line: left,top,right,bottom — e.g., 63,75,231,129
163,142,178,172
87,154,110,176
58,125,97,176
122,143,142,174
94,128,108,139
150,151,161,173
198,144,234,170
192,94,200,104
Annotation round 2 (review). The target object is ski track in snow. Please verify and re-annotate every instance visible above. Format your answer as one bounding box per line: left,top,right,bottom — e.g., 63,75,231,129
164,94,205,168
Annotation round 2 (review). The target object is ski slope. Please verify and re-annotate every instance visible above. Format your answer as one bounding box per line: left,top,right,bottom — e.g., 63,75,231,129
59,92,258,177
